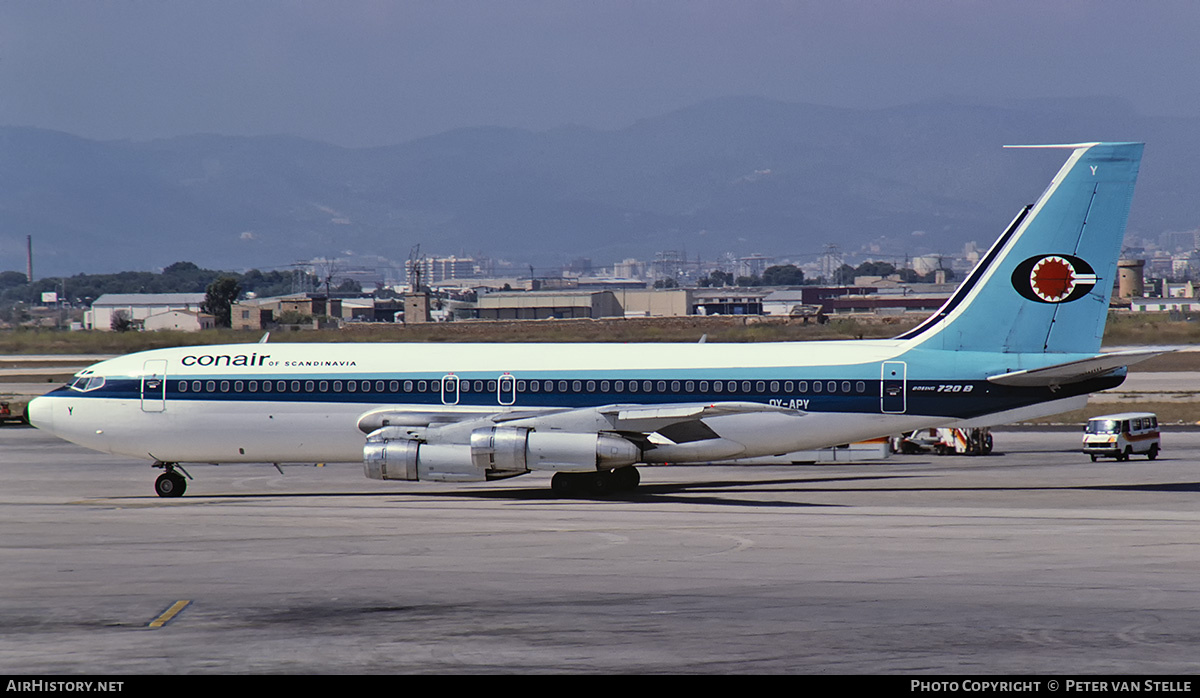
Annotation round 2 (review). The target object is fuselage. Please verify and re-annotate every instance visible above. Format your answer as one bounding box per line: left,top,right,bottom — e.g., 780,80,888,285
26,338,1122,465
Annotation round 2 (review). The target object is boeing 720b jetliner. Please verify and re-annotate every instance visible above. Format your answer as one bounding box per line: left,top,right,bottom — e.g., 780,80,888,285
28,142,1153,497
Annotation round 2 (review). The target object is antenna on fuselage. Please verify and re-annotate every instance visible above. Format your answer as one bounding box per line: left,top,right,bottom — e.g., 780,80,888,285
259,332,270,344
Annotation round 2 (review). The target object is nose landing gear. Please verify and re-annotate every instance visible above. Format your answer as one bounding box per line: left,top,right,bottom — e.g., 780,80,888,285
152,462,190,498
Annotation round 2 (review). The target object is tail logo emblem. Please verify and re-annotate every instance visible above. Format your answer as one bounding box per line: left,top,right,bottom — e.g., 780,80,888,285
1012,254,1098,303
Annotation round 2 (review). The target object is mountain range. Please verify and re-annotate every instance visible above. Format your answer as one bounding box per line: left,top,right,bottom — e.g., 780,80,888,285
2,96,1197,277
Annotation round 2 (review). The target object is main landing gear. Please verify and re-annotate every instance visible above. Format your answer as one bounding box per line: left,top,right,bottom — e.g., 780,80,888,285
152,462,191,498
550,466,641,497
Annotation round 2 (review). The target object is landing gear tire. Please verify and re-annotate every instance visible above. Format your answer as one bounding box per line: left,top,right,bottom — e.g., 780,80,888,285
155,471,186,498
551,472,578,497
582,471,614,496
611,466,640,492
1090,454,1098,462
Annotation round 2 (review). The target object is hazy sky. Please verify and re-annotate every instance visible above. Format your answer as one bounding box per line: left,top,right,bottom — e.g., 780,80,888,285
3,1,1199,147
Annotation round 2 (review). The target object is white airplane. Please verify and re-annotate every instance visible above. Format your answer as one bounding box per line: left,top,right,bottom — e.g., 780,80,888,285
28,142,1155,498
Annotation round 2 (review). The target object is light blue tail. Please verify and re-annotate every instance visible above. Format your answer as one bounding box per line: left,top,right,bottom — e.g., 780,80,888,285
898,142,1143,355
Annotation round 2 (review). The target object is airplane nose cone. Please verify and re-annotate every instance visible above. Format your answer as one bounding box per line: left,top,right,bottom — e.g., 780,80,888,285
25,396,53,431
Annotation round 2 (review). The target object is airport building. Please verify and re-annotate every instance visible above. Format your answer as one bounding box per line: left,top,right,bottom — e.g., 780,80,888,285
475,290,623,320
86,293,207,331
143,309,216,332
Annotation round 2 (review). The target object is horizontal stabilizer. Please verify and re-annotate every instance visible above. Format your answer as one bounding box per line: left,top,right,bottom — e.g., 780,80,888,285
986,350,1166,388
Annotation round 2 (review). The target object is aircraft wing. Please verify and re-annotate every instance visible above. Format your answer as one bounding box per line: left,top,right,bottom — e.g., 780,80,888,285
597,401,803,432
357,400,804,461
986,349,1166,388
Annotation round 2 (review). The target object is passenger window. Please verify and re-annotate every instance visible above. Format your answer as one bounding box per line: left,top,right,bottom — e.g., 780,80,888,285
770,381,779,392
856,381,865,393
784,381,794,392
798,381,807,392
558,381,568,392
587,380,596,392
699,381,709,392
755,381,765,393
220,380,230,392
306,381,315,392
600,381,610,392
842,381,851,393
290,381,300,392
248,381,258,392
234,381,243,392
178,381,188,392
657,381,666,392
206,381,216,392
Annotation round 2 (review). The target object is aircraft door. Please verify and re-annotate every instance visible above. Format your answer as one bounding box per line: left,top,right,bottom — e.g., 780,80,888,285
441,374,460,405
881,361,906,414
141,359,167,413
497,373,516,405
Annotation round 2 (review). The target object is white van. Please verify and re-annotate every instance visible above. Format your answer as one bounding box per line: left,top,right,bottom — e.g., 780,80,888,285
1083,412,1160,461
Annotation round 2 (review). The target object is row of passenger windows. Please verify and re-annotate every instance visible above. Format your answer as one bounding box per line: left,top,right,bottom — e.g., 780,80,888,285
175,378,870,395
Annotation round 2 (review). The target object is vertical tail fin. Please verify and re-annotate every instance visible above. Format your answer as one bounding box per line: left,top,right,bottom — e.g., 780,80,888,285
897,142,1143,354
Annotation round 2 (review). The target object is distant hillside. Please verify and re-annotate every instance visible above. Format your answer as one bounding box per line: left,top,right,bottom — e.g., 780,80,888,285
2,96,1196,276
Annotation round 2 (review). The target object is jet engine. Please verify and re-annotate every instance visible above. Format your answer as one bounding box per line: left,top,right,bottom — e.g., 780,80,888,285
363,426,640,482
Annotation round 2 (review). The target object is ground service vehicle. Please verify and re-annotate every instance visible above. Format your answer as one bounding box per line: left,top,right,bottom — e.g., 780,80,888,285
1083,412,1160,461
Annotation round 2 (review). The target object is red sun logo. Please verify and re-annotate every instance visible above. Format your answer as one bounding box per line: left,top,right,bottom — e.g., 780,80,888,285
1030,256,1076,302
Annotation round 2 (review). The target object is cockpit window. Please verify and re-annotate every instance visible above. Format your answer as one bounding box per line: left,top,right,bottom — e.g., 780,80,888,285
68,375,105,392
